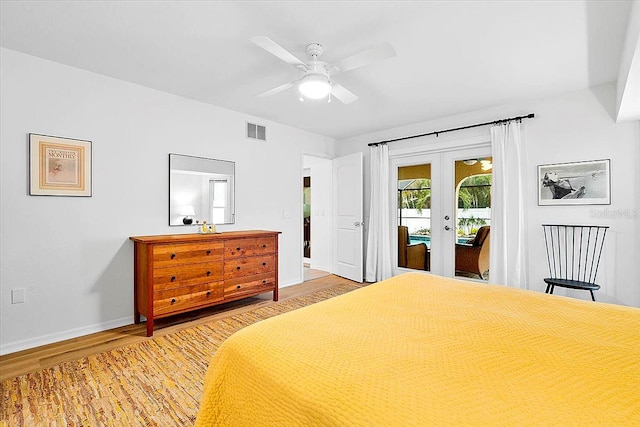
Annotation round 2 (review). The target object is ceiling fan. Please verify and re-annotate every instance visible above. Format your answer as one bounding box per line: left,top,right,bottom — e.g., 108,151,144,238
250,36,396,104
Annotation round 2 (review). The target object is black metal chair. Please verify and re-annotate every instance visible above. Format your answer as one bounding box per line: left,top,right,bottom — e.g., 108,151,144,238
542,224,609,301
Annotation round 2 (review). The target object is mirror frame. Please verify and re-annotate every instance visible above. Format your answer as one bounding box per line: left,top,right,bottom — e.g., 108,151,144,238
169,153,235,226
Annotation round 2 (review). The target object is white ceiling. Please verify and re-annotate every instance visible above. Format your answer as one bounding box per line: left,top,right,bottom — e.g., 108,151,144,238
0,1,633,140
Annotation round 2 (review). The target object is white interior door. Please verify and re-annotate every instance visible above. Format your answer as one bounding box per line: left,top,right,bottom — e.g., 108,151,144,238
332,152,363,282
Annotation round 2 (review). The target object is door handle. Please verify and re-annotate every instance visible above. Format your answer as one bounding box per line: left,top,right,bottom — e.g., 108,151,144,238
354,221,364,227
445,226,451,231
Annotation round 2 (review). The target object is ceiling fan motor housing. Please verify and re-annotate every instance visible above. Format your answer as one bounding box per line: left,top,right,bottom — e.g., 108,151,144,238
305,43,324,58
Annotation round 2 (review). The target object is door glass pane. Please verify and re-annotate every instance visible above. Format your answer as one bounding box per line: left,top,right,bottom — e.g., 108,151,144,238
397,164,431,271
454,158,492,280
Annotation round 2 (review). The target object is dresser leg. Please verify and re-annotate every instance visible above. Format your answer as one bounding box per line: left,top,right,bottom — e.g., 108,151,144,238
273,288,278,301
146,318,154,337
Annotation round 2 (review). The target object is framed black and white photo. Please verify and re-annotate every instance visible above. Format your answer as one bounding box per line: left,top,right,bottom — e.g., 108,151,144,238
537,159,610,206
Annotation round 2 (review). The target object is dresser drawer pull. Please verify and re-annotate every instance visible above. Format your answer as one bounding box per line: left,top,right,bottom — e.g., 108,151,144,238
206,271,211,276
262,262,267,266
206,291,211,297
170,253,176,259
206,250,211,255
236,266,241,271
236,247,241,251
236,285,241,289
262,279,267,284
171,276,176,282
262,244,267,249
171,298,176,304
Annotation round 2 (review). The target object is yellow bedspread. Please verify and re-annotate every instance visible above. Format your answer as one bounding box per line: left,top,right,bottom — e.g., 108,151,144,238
195,273,640,426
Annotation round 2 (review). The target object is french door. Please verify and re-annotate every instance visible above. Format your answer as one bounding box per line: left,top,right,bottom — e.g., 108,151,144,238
391,145,492,279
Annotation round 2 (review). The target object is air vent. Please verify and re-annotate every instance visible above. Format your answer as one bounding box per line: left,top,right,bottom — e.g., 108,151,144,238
247,122,267,141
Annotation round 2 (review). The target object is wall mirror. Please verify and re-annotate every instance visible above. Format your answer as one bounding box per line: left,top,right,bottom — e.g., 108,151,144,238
169,153,235,226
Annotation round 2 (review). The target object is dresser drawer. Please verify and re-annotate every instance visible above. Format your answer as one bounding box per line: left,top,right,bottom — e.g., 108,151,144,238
154,282,224,316
153,262,224,290
224,254,275,279
153,242,224,267
224,237,276,258
224,273,276,298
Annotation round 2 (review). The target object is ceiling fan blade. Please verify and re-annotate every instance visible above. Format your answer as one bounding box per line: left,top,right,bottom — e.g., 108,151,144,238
250,36,306,67
257,81,295,97
331,83,358,104
336,42,396,73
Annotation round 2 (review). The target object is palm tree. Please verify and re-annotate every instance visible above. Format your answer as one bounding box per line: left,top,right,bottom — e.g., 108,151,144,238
399,179,431,212
458,175,491,209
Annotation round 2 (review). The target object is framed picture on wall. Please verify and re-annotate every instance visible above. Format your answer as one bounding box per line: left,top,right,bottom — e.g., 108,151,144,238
537,159,610,206
29,133,92,196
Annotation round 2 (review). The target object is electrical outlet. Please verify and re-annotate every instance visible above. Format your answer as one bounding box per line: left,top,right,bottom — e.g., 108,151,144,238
11,288,25,304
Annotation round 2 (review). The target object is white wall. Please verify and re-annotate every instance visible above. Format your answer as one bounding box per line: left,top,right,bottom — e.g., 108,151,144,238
337,83,640,307
0,48,334,354
303,155,332,272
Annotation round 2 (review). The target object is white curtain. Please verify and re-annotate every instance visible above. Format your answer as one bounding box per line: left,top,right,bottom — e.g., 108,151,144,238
489,121,528,288
365,144,393,282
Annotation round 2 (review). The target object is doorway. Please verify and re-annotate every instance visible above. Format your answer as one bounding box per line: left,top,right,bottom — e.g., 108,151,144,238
303,173,311,262
391,146,492,279
302,155,332,281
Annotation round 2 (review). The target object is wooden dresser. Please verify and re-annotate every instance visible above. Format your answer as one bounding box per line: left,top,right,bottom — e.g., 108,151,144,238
129,230,280,336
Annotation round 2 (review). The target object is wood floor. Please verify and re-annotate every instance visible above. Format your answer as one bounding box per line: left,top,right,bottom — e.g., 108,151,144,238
304,267,331,281
0,274,356,382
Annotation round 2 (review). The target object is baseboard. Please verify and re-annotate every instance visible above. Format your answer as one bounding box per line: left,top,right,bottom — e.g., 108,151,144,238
0,316,133,356
279,278,303,288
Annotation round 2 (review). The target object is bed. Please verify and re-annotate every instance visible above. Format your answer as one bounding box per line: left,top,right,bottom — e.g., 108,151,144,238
195,273,640,426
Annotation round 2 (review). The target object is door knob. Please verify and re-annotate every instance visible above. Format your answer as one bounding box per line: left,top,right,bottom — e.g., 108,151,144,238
354,221,364,227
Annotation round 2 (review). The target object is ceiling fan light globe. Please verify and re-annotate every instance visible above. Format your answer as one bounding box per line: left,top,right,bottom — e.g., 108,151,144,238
299,74,331,99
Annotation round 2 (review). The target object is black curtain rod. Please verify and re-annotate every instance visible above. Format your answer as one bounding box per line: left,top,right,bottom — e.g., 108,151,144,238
368,113,535,147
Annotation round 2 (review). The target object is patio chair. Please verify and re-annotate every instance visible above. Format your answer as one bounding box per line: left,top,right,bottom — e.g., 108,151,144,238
455,226,490,279
398,226,429,270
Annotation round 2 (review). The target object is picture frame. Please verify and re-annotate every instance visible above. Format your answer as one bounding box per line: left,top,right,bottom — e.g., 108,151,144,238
29,133,92,197
537,159,610,206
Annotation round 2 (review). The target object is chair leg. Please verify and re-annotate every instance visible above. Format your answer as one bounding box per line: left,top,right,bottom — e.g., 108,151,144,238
590,290,596,302
545,283,551,294
549,285,555,295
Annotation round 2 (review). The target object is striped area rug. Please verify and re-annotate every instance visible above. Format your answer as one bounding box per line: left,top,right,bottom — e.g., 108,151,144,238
0,283,362,426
